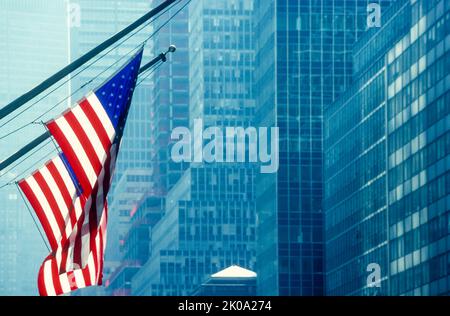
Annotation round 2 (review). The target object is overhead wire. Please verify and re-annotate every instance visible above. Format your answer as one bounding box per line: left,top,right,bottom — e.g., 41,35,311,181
0,138,53,186
0,44,144,141
0,0,184,134
0,146,58,189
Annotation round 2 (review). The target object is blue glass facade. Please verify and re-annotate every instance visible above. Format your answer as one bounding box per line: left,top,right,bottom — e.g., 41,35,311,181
254,0,394,296
150,1,190,195
131,0,257,295
132,166,256,295
325,0,450,295
108,194,164,295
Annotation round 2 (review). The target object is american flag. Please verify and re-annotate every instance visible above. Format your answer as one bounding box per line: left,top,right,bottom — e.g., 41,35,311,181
18,48,143,295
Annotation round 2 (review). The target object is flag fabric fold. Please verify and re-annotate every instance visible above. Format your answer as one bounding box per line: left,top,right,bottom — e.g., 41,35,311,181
18,48,144,296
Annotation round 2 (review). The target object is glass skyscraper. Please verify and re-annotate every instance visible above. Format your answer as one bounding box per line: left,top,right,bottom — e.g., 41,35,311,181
132,166,256,295
108,194,164,295
325,0,450,295
149,0,190,196
131,0,257,295
104,169,153,294
254,0,394,296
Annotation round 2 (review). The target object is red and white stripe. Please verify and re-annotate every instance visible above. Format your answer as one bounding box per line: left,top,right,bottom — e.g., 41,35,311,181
35,144,117,296
18,156,83,252
47,92,115,198
38,203,108,296
18,142,118,296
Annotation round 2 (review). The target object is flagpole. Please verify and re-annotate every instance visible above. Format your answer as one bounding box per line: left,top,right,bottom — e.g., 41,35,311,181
0,0,179,121
0,46,176,173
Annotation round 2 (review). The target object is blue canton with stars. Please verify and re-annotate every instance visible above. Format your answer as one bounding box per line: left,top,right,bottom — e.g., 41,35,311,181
95,48,143,133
